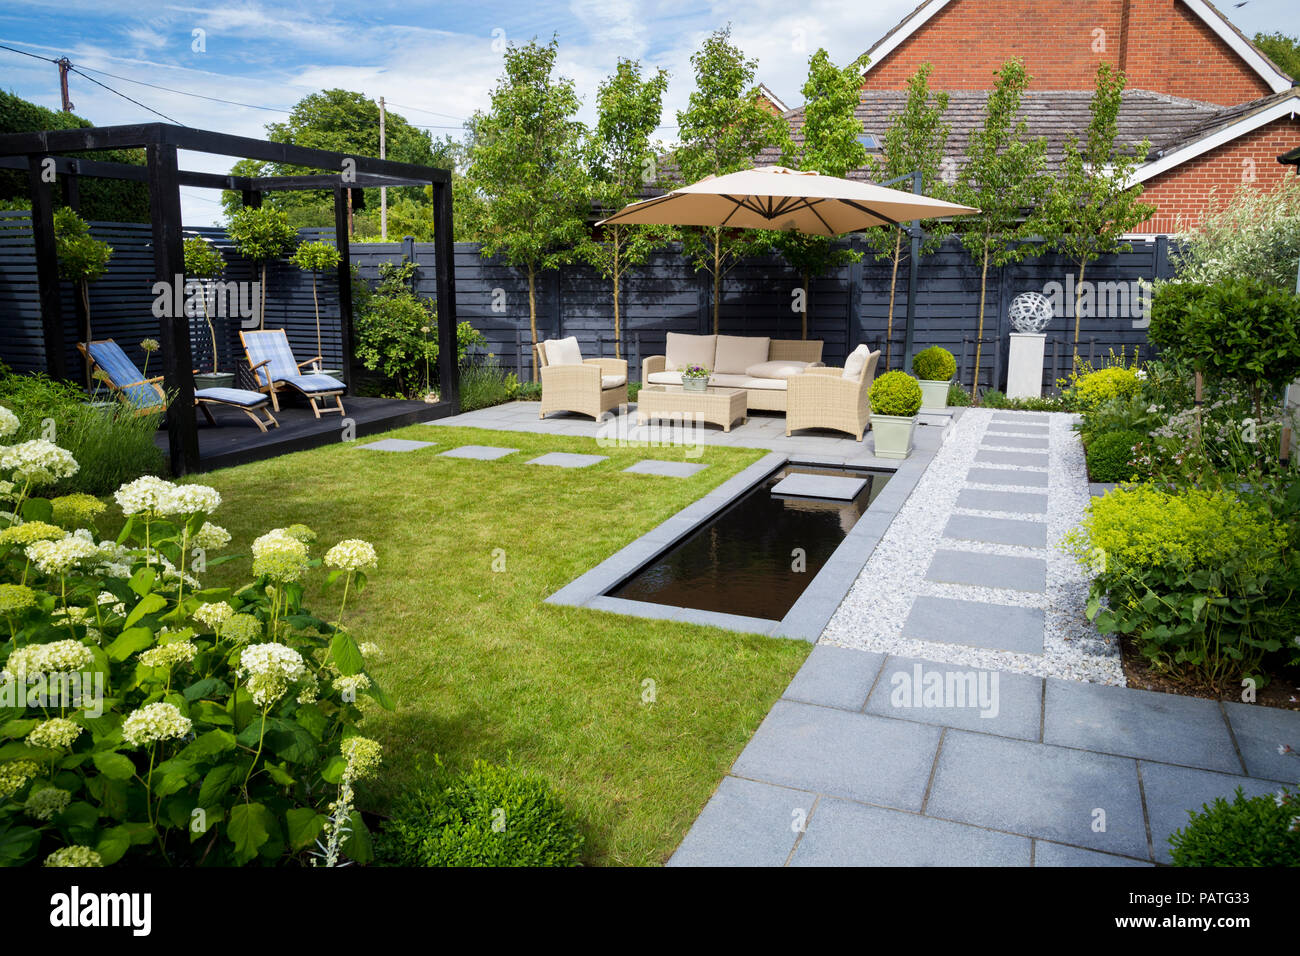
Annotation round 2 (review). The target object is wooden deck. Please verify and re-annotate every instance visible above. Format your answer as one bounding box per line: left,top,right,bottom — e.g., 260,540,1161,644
157,395,456,472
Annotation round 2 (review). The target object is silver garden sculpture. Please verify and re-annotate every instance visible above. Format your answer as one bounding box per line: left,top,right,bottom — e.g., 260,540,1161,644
1009,291,1054,334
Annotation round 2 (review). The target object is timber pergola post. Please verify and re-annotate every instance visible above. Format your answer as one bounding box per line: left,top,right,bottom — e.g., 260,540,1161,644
0,122,458,475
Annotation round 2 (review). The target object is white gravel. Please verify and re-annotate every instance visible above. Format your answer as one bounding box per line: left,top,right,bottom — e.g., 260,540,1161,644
820,407,1125,685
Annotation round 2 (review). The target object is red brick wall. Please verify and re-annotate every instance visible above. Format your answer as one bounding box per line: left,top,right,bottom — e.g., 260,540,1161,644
863,0,1274,107
1133,117,1300,233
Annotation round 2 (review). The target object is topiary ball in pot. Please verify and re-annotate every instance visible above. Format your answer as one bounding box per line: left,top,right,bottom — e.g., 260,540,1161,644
869,371,923,459
912,346,957,409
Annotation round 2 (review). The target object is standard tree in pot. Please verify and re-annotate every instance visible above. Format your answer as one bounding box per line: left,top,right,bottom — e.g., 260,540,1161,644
869,370,923,460
912,345,956,411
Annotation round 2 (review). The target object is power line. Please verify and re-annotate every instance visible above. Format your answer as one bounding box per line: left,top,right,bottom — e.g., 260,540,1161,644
65,66,184,124
72,64,294,114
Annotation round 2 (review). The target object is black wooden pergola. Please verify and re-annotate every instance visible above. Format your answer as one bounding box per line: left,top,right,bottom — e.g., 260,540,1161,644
0,122,459,475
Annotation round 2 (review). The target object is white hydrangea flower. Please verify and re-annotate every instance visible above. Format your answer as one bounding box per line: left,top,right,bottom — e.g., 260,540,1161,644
43,845,102,867
332,673,371,697
164,483,221,516
192,602,233,631
191,522,231,550
139,641,197,670
0,406,19,439
0,440,78,486
121,702,192,748
26,717,82,750
325,539,377,572
359,642,382,660
2,639,95,684
0,759,39,797
97,591,127,616
113,475,176,517
251,529,309,583
341,736,382,781
25,535,99,575
238,642,308,708
25,786,71,821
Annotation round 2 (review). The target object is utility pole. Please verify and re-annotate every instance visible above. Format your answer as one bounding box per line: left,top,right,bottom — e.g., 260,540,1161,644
56,58,73,112
379,96,388,241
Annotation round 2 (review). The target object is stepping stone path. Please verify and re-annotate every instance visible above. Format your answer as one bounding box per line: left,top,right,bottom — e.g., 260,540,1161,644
526,452,608,468
623,460,708,477
439,445,518,460
356,438,436,452
770,473,866,500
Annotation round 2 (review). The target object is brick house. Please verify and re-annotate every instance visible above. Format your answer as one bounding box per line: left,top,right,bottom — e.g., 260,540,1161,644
764,0,1299,234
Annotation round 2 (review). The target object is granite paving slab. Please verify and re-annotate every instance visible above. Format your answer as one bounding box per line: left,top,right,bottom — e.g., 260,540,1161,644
901,596,1045,654
356,438,436,452
967,467,1050,488
1139,762,1283,864
926,549,1047,592
1221,701,1300,782
986,424,1050,436
525,452,608,468
955,488,1048,514
667,776,808,867
864,655,1044,740
980,435,1050,450
975,449,1051,468
438,444,518,460
770,473,867,500
623,460,708,477
781,645,885,711
943,514,1048,548
1034,842,1151,867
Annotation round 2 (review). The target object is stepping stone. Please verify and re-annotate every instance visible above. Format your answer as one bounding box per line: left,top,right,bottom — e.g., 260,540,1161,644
926,549,1047,591
623,460,708,478
667,777,806,867
981,435,1050,450
1089,482,1117,497
976,449,1050,468
1221,701,1300,781
987,424,1050,436
356,438,436,452
956,488,1048,514
1044,680,1240,774
967,467,1050,489
790,799,1030,867
926,731,1148,858
770,473,866,500
991,413,1049,424
782,645,885,711
526,452,608,468
1034,842,1150,867
901,596,1045,654
439,445,518,460
865,654,1044,737
732,700,941,810
944,514,1048,548
1140,762,1280,864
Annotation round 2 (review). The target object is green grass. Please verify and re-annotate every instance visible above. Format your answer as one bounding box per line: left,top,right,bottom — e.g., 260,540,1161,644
192,425,810,865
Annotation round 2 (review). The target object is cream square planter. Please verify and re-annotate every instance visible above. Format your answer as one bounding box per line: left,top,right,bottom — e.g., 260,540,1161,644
871,413,917,460
918,379,950,411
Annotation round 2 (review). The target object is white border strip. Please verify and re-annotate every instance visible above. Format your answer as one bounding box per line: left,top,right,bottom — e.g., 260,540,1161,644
1179,0,1292,94
861,0,953,75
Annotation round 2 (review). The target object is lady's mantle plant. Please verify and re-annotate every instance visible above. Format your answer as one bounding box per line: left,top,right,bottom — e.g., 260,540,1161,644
0,405,391,866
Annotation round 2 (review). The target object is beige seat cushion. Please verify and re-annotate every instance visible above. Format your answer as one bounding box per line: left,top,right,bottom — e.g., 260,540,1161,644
735,376,788,391
704,373,754,389
601,374,627,389
646,370,685,386
842,344,872,381
747,359,816,380
542,336,582,366
714,335,770,375
664,333,716,372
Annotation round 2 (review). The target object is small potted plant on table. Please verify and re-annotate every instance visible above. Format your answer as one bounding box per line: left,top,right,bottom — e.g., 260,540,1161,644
869,370,923,459
912,345,956,411
680,364,711,392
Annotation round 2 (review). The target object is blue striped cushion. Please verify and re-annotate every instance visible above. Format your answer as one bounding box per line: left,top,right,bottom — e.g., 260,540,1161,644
242,330,300,387
195,387,268,408
282,373,344,394
85,342,164,410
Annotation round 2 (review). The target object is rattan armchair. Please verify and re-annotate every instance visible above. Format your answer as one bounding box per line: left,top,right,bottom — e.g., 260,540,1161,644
785,349,881,441
536,340,628,422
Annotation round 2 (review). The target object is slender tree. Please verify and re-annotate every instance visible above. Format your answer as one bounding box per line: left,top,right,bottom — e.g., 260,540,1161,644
950,60,1048,398
579,58,671,359
226,206,299,330
183,236,226,374
53,208,112,387
290,240,343,365
771,49,870,339
464,37,591,379
1037,63,1154,358
675,26,792,333
862,64,951,368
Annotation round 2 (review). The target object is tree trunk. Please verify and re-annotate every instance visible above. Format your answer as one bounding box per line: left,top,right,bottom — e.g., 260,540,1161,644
886,229,902,369
801,272,810,339
972,245,990,403
311,272,322,364
712,229,721,334
527,263,538,382
1073,259,1087,364
203,283,219,374
81,279,92,388
612,229,622,359
259,263,267,331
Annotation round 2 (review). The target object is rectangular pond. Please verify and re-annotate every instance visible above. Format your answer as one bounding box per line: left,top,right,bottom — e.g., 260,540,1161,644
608,463,893,621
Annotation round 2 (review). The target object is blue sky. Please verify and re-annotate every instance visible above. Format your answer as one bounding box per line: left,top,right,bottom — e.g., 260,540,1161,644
1,0,1294,225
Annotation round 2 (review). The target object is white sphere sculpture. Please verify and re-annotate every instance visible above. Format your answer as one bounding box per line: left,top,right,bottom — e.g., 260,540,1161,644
1009,291,1054,334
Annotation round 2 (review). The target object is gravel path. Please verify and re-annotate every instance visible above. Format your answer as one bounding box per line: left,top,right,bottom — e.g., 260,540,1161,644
821,407,1124,685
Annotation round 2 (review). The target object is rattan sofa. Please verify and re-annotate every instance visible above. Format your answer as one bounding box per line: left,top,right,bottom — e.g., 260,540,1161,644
641,334,824,412
535,336,629,421
785,346,881,441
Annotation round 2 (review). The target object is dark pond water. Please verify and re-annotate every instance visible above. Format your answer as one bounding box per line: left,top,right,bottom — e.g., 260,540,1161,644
609,464,893,621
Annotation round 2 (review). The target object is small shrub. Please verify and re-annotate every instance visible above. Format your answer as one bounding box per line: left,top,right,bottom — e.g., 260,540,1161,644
1085,429,1145,482
912,346,956,382
1169,786,1300,866
979,388,1010,409
869,371,922,417
377,760,584,867
947,382,972,407
1071,366,1142,409
459,361,514,411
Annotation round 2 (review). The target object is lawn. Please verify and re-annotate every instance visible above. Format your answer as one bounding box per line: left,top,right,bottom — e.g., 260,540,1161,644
190,424,811,865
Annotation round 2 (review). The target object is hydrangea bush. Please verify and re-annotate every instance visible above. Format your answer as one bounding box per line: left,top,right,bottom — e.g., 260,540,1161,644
0,406,389,866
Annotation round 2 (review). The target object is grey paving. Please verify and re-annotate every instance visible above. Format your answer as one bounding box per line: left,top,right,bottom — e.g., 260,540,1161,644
985,423,1050,436
943,514,1048,548
790,799,1031,867
955,488,1048,514
901,596,1044,654
927,731,1148,858
1139,762,1283,864
967,466,1050,488
1034,841,1151,867
525,452,608,468
770,473,867,500
1045,680,1241,774
667,777,808,867
981,435,1050,450
975,449,1050,468
1221,701,1300,782
356,438,436,452
865,655,1044,740
991,413,1050,424
732,700,941,810
781,645,885,710
1089,482,1118,497
926,549,1047,592
622,459,708,477
438,444,518,460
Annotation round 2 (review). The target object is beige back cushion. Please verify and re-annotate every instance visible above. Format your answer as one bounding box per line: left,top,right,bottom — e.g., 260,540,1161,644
665,333,717,371
542,336,583,366
769,339,823,364
842,344,873,381
714,335,771,375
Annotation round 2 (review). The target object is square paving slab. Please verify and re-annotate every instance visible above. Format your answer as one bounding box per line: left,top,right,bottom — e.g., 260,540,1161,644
732,700,942,810
438,445,518,460
991,413,1050,424
944,514,1048,548
1034,842,1151,867
975,449,1050,468
927,731,1148,858
790,799,1031,867
623,460,708,477
1221,701,1300,781
781,645,884,711
356,438,436,452
956,488,1048,514
926,549,1047,592
901,596,1045,654
967,467,1050,488
981,435,1050,450
985,423,1050,436
865,655,1044,739
525,452,608,468
770,473,867,500
1139,762,1282,864
667,776,807,867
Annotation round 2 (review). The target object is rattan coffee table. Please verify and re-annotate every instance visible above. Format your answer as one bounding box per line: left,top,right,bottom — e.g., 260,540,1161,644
637,385,748,432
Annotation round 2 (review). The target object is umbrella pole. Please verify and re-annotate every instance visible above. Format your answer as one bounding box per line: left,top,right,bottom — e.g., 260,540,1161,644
901,171,923,374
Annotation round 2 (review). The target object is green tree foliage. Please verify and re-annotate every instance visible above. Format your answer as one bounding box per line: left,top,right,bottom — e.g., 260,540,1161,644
578,58,671,358
290,241,343,361
951,60,1049,396
0,91,149,222
771,49,870,338
861,64,951,366
53,208,112,384
1255,32,1300,82
1037,63,1154,353
1166,176,1300,291
463,37,591,378
226,206,299,329
675,26,793,333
